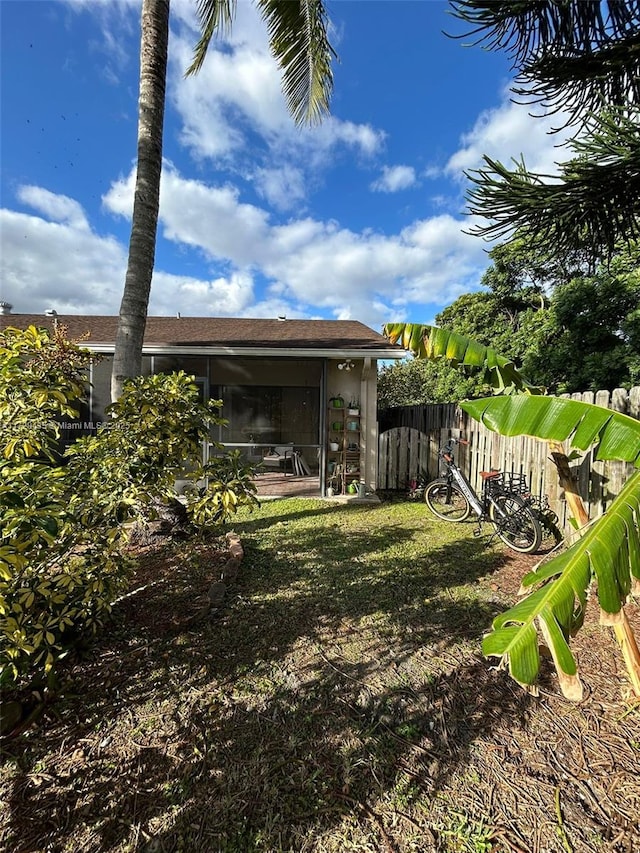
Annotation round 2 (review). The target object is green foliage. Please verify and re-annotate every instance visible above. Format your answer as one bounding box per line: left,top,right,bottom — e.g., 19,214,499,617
377,356,485,409
523,244,640,392
0,326,121,684
380,240,640,405
0,324,91,462
449,1,640,259
0,326,259,687
189,450,259,526
66,371,223,526
478,234,586,297
383,322,540,397
462,394,640,699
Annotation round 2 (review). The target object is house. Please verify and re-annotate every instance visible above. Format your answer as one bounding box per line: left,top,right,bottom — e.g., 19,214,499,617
0,312,403,497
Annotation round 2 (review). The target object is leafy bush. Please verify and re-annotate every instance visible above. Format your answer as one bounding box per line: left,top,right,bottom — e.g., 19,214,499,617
0,326,258,687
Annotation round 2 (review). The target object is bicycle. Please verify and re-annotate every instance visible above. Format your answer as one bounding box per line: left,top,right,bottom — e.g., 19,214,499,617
424,437,543,554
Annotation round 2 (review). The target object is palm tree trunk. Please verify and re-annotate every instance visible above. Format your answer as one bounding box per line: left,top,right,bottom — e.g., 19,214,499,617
111,0,170,402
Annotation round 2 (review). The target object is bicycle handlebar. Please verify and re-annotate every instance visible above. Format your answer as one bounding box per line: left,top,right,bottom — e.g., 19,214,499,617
439,437,468,462
440,437,468,451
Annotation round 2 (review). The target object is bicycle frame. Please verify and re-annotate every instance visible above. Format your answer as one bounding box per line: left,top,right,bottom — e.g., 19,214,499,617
439,440,519,522
439,444,484,516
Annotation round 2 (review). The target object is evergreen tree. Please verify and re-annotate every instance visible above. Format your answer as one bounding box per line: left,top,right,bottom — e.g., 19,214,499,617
450,1,640,260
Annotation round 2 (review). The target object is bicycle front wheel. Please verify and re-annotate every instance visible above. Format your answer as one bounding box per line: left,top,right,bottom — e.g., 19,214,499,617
424,479,471,522
489,493,542,554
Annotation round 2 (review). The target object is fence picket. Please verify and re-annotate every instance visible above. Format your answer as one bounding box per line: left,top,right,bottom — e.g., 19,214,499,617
378,386,639,535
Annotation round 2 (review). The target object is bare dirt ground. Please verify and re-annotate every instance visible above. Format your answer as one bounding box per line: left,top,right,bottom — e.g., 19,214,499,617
1,499,639,853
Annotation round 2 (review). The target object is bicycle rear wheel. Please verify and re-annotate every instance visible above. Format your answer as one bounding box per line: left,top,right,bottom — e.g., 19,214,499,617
424,479,471,522
489,493,542,554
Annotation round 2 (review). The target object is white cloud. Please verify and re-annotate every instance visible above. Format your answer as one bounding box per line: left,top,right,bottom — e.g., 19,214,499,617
423,165,441,180
445,88,574,180
1,193,257,319
0,207,124,314
146,167,487,325
103,165,270,267
17,186,90,231
171,34,283,161
370,165,418,193
316,118,384,158
253,165,307,211
151,270,255,316
66,0,138,85
4,173,489,331
101,172,133,218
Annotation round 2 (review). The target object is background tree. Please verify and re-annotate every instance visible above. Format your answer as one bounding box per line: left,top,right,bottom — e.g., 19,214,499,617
111,0,335,401
525,243,640,392
378,237,639,407
450,0,640,260
377,354,485,409
378,236,552,406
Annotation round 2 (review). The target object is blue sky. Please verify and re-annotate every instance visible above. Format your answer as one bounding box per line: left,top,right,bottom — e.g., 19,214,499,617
0,0,569,331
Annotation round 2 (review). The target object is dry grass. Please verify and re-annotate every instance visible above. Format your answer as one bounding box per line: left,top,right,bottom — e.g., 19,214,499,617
1,498,639,853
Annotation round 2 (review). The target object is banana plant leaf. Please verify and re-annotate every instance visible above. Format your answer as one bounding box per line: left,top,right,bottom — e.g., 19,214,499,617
482,471,640,700
382,323,540,394
461,393,640,699
461,395,640,467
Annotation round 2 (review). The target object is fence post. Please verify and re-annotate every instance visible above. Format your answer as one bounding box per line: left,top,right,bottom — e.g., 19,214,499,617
609,389,632,505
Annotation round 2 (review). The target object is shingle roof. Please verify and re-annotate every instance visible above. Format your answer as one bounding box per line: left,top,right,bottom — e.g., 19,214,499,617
0,314,400,354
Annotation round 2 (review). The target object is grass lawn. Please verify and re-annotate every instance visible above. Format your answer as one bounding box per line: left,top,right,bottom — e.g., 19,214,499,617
1,498,639,852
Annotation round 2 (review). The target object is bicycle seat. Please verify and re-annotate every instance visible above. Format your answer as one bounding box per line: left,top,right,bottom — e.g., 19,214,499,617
480,470,501,480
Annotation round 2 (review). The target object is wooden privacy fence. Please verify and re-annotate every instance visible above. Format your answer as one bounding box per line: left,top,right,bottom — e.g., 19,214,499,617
378,387,640,534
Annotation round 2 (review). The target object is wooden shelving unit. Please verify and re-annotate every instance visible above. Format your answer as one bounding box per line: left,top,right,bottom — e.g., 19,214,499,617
326,399,361,495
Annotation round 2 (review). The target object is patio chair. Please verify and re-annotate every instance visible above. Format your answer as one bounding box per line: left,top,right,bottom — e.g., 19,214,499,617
262,445,293,472
291,451,312,476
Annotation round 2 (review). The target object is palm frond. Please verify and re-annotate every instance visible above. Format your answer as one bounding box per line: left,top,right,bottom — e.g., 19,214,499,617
186,0,236,77
185,1,334,124
257,0,335,126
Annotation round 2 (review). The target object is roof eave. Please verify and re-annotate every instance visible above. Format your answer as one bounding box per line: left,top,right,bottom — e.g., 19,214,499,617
87,343,405,359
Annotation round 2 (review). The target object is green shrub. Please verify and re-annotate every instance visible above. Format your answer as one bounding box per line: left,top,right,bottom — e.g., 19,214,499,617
0,326,258,687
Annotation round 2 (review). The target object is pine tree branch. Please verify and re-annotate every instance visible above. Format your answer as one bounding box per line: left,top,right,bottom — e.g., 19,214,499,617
464,110,640,258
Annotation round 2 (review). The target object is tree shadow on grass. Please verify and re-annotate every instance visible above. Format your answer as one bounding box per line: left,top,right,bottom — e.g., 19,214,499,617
2,504,532,853
3,659,531,853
